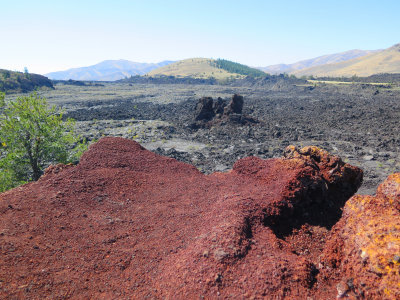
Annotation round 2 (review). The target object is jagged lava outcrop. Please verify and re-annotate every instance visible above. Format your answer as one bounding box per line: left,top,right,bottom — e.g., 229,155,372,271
191,94,258,128
0,137,399,299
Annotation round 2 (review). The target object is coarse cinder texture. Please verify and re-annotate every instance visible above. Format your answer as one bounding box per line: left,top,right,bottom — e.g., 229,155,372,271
2,137,397,299
320,173,400,299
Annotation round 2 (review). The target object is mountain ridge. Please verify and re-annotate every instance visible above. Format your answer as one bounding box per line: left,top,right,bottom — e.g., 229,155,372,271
293,43,400,77
44,43,400,81
258,49,379,74
46,59,174,81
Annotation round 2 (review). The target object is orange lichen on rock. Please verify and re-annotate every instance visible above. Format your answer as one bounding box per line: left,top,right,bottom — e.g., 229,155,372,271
377,173,400,209
320,173,400,299
284,145,363,186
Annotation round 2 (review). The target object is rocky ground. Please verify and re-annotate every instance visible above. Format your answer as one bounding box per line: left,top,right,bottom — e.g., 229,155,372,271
1,137,399,299
2,80,400,298
23,80,400,195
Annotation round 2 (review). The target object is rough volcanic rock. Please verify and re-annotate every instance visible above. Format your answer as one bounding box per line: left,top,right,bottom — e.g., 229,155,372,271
194,96,216,121
212,96,225,115
0,137,371,299
319,173,400,299
224,94,244,115
192,94,258,128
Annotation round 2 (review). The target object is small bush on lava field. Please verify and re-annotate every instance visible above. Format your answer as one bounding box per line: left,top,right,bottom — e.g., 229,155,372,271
0,92,86,192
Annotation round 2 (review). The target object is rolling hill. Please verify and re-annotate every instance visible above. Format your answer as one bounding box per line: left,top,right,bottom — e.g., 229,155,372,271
147,58,266,79
46,60,174,81
293,43,400,77
259,49,377,74
0,69,53,93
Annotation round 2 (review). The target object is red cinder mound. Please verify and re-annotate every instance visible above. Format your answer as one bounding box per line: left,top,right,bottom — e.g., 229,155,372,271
320,173,400,299
0,138,365,299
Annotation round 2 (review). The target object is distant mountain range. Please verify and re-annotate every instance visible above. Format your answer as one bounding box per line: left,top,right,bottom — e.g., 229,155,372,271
258,49,379,74
44,43,400,81
292,43,400,77
46,60,174,81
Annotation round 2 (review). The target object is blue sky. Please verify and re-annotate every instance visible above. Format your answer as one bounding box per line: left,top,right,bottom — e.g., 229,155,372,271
1,0,399,74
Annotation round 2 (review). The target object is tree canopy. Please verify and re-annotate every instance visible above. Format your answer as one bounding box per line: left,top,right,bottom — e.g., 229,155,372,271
0,92,86,192
213,59,267,78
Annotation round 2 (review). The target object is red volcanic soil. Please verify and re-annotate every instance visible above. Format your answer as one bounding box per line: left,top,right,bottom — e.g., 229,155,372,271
320,173,400,299
0,137,399,299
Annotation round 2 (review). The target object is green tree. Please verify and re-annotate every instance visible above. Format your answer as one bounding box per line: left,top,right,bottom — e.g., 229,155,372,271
0,91,5,107
24,67,31,79
0,92,86,192
214,59,267,78
3,71,10,79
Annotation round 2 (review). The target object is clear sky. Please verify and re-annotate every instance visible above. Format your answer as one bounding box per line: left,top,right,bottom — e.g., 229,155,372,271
1,0,399,74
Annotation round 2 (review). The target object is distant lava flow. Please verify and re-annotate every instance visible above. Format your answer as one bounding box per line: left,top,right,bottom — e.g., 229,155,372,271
1,137,399,299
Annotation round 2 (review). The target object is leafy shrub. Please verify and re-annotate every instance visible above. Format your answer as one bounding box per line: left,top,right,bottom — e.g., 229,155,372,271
0,92,86,192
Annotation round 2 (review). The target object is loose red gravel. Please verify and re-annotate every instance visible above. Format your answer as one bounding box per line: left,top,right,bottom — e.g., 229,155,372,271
2,137,397,299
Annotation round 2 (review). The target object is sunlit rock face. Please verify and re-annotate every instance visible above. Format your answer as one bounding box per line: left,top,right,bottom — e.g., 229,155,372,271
320,172,400,299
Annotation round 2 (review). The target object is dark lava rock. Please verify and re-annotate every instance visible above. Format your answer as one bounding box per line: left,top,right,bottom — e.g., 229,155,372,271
224,94,244,115
212,97,225,115
194,96,216,121
192,94,258,128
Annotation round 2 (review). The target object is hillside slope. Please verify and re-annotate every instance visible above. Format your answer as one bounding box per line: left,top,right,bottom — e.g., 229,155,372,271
147,58,266,79
46,60,174,81
0,69,53,93
259,49,377,74
293,43,400,77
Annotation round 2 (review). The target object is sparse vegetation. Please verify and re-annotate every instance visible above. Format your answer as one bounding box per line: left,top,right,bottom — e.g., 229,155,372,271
8,77,399,197
0,69,54,93
119,75,217,85
307,79,392,87
307,73,400,86
147,58,264,80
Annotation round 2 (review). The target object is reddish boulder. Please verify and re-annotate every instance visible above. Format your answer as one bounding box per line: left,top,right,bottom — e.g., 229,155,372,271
0,138,369,299
319,173,400,299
